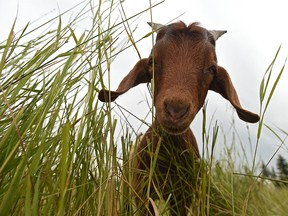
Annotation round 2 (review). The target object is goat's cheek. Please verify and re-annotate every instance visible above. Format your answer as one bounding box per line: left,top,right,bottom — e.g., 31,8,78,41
154,97,169,126
198,78,213,106
154,96,165,118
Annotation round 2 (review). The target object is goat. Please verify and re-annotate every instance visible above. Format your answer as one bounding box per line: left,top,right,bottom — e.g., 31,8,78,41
98,21,260,215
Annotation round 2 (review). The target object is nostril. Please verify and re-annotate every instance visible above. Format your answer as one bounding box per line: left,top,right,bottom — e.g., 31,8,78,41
164,102,189,120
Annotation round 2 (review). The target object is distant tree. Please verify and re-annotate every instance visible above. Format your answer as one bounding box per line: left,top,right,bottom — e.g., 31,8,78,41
261,155,288,187
271,167,277,179
277,155,288,177
261,162,273,178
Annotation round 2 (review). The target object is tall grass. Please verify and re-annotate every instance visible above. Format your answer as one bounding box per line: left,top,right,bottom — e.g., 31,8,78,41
0,1,145,215
0,1,287,215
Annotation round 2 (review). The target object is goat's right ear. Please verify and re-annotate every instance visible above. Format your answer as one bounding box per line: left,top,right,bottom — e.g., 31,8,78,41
98,58,151,102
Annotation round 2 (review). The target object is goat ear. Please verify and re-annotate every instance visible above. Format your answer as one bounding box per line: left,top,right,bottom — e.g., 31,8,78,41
98,58,150,102
210,66,260,123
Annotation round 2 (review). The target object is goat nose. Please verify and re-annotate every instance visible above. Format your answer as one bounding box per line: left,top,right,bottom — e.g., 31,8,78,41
164,101,189,120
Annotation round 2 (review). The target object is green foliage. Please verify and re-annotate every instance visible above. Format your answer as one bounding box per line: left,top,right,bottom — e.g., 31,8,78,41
0,1,287,215
254,45,286,172
0,1,134,215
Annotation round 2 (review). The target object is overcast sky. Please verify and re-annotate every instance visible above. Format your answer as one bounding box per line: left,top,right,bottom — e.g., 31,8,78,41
1,0,288,169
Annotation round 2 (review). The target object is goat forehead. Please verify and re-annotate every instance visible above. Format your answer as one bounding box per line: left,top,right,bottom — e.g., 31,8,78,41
154,40,215,69
154,29,215,56
151,26,217,85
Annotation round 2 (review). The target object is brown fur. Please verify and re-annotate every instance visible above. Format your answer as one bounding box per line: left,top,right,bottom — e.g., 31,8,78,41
99,22,259,215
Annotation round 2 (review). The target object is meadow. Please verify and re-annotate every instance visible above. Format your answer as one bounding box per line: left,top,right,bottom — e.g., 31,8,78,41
0,1,287,215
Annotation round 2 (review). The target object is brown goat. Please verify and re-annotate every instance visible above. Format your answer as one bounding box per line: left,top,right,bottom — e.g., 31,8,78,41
98,21,260,215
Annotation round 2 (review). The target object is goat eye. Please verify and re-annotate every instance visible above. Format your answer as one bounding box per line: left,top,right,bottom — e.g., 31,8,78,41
207,65,217,75
148,58,157,67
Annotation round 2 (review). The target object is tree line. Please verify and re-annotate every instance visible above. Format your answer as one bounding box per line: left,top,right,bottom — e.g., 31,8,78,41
262,155,288,187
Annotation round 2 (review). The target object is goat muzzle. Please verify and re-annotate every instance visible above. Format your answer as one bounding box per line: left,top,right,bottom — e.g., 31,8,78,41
164,101,189,121
156,98,194,135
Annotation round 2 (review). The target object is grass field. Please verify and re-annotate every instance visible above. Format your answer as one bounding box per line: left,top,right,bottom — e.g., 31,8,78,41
0,1,287,215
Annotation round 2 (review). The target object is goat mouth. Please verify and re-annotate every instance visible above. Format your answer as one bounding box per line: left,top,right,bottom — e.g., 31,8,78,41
161,125,190,135
157,119,190,135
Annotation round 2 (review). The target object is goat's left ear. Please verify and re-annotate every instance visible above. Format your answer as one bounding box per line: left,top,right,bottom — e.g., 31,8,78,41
210,66,260,123
98,58,150,102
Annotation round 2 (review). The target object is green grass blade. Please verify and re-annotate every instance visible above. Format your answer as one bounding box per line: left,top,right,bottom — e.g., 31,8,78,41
0,19,16,77
25,173,32,216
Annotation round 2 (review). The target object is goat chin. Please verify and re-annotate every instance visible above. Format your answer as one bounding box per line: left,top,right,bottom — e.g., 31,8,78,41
156,119,191,135
161,124,190,135
156,114,195,136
